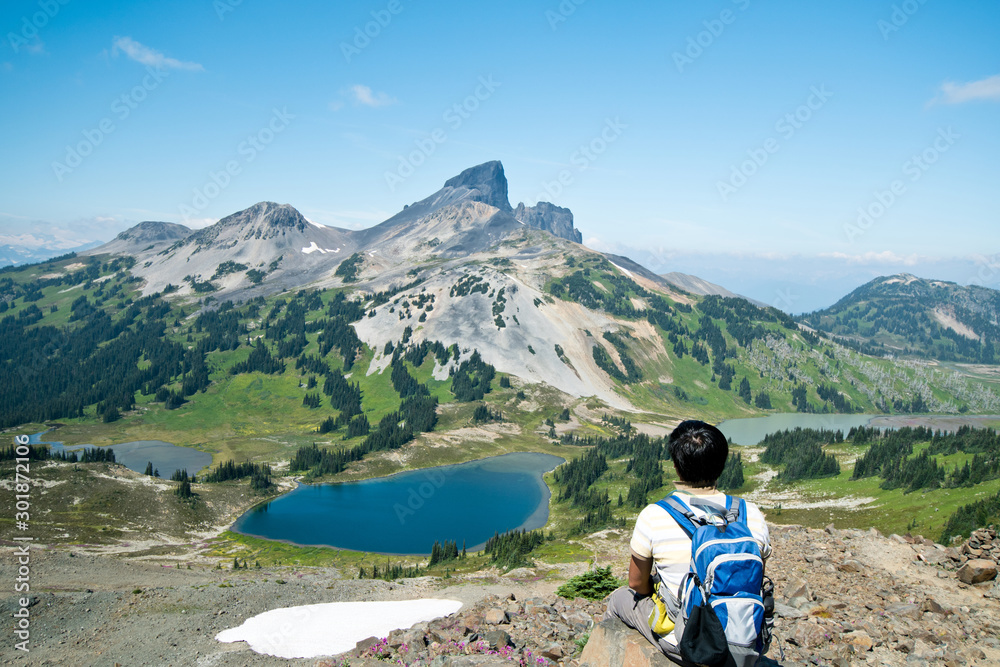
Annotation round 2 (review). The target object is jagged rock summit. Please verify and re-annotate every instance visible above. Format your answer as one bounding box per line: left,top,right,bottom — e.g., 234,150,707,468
514,201,582,244
443,160,512,212
373,160,583,244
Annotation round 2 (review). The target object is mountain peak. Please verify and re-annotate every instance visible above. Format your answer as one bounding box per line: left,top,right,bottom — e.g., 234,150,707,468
216,202,307,229
114,220,192,243
443,161,511,211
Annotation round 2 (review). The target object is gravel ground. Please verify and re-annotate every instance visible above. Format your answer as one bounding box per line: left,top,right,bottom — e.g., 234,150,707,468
0,547,566,666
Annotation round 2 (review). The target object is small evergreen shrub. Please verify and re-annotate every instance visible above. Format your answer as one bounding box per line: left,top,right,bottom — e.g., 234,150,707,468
556,566,622,600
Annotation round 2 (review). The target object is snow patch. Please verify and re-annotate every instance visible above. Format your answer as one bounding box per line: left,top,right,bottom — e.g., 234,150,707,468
301,242,341,255
608,261,634,278
216,599,463,659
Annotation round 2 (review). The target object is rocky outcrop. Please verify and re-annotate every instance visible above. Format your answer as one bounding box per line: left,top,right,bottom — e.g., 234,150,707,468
513,201,582,243
322,593,603,667
443,161,512,212
577,617,672,667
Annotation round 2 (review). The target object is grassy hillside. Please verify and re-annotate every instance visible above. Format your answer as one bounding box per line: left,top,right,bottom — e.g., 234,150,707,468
798,273,1000,363
4,250,1000,565
541,257,1000,419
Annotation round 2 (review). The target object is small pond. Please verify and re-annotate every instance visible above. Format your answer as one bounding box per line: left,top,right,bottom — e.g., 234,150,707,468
28,431,213,477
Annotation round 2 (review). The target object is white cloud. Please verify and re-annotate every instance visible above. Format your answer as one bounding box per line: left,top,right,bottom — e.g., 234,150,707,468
348,84,396,108
181,217,217,229
931,74,1000,105
111,36,204,71
819,250,920,266
304,208,391,230
328,85,397,112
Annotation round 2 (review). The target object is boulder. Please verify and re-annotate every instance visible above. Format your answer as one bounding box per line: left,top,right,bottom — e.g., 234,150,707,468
774,602,807,619
788,621,834,649
784,578,812,600
430,657,509,667
483,608,509,625
578,617,674,667
539,643,564,660
885,603,922,620
842,630,874,652
921,597,952,615
482,629,514,650
956,559,998,584
837,560,862,573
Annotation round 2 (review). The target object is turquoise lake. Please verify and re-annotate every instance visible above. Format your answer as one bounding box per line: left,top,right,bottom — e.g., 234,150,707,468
232,452,564,555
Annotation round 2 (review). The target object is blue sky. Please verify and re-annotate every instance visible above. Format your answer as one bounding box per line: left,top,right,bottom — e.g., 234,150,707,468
1,0,998,311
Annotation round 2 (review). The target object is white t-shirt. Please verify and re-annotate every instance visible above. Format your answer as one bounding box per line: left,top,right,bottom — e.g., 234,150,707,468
630,489,771,594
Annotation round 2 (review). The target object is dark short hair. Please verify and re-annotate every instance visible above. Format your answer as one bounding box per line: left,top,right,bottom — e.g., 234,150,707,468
668,420,729,487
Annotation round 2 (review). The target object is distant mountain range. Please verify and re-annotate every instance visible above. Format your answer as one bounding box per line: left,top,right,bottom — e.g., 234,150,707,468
0,237,101,267
54,161,992,415
799,274,1000,363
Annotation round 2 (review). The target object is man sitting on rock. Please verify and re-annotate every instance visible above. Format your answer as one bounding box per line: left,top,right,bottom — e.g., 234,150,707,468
604,419,771,661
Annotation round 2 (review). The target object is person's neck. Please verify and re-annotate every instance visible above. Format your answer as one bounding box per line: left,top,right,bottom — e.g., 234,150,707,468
674,480,718,496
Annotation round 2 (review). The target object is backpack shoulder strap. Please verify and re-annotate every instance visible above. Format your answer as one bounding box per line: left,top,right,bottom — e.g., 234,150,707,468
725,495,750,526
655,494,701,539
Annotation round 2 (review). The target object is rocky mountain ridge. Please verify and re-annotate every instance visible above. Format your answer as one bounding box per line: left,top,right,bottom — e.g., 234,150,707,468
84,161,587,300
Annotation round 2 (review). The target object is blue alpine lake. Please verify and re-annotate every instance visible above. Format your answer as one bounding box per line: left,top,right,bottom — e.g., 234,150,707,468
232,452,565,555
717,413,1000,446
28,431,213,477
718,413,879,447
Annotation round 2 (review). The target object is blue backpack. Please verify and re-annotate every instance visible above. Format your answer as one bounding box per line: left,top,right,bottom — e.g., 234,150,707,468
655,494,771,667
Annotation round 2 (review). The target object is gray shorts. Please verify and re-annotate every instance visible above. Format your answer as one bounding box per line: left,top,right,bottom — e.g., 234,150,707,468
603,586,683,661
